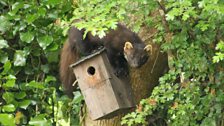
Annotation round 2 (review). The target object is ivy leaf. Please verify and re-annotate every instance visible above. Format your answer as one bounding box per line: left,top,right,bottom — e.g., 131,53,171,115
3,79,15,88
0,51,8,63
0,16,11,33
28,81,44,89
3,92,15,104
14,92,26,100
37,36,53,50
2,104,16,112
14,50,27,66
6,74,16,80
73,91,83,104
0,114,15,126
3,60,11,73
18,100,31,109
46,51,59,63
0,39,9,49
26,14,39,24
29,115,50,126
20,32,34,43
45,76,56,83
47,43,59,51
11,2,24,15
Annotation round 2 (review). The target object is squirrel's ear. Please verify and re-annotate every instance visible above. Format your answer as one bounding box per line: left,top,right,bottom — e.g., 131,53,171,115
124,42,133,51
144,44,152,52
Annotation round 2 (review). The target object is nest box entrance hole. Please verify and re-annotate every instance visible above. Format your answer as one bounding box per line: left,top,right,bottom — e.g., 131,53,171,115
87,66,96,76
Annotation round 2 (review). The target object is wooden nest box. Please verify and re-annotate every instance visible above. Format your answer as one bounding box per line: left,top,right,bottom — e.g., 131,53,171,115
70,48,135,120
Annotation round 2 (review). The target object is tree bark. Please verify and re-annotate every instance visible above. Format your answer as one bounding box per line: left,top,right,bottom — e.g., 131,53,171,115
81,26,168,126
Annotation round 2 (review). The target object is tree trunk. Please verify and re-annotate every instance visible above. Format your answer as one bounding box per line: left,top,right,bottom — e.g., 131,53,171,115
81,26,168,126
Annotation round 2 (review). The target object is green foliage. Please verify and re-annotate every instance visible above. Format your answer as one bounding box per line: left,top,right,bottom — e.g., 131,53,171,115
64,1,223,125
62,0,157,37
120,0,224,126
1,0,224,125
0,0,83,125
213,41,224,63
62,0,126,38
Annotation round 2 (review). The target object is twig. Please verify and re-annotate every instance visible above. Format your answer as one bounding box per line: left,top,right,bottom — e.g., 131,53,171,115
72,80,78,87
151,46,160,73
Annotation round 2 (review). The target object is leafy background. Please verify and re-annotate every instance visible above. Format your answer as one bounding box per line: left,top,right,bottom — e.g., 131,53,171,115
0,0,224,126
0,0,83,125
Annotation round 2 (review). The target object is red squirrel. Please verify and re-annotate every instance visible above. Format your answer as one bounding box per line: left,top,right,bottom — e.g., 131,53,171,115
60,24,152,97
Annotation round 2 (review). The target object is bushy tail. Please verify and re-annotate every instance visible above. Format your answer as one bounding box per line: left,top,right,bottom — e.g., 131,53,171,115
59,41,79,98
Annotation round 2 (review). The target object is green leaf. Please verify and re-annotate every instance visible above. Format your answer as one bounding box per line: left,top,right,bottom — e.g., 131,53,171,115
213,53,224,63
2,104,16,112
45,76,56,83
32,47,42,56
47,43,59,51
0,51,9,63
216,41,224,50
0,16,11,33
47,0,61,5
19,83,29,91
109,21,118,30
18,100,31,109
38,7,47,17
20,32,34,43
29,115,50,126
0,114,15,126
0,39,9,49
6,74,16,79
201,117,216,126
3,60,11,73
11,2,24,15
41,64,49,73
182,13,189,21
48,12,58,19
26,14,39,24
3,79,15,88
98,30,106,38
37,36,53,50
28,81,44,89
3,92,15,104
14,92,26,99
73,91,83,104
46,51,59,63
14,50,27,66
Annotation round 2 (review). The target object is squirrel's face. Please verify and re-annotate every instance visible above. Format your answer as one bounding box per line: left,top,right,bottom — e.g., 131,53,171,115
123,42,152,68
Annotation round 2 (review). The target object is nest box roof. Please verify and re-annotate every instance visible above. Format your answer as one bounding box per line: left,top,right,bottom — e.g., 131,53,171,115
70,47,106,68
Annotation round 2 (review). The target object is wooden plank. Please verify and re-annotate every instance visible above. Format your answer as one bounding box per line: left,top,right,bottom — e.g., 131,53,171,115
83,80,119,120
73,53,111,90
